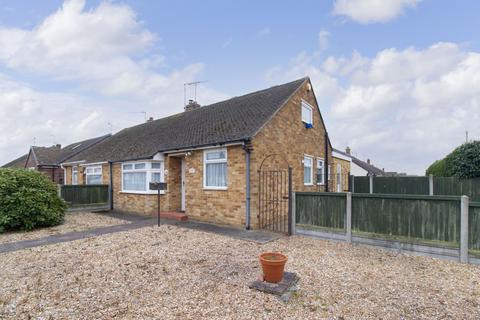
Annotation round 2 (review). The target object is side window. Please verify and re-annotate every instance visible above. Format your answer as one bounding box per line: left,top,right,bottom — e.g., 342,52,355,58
303,156,313,185
316,159,325,185
301,100,313,125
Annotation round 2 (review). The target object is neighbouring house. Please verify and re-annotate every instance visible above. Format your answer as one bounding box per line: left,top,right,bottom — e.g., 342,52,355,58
334,147,385,177
61,77,333,229
2,135,111,184
332,148,351,192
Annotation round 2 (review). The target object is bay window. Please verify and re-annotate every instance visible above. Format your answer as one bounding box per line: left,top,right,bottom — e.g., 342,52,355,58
303,156,313,185
85,166,102,185
204,149,227,189
122,161,164,193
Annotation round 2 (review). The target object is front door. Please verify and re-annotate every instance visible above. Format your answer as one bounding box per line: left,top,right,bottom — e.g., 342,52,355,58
181,158,186,211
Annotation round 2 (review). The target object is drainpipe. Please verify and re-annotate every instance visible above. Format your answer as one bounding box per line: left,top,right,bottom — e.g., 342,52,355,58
243,140,253,230
108,161,113,210
324,132,329,192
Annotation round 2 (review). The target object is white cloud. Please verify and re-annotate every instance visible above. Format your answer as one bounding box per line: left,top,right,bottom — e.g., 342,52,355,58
267,42,480,174
0,0,229,165
333,0,421,24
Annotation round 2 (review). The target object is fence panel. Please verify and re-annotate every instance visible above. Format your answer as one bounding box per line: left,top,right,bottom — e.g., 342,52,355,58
372,176,429,195
435,177,480,202
353,176,370,193
61,185,109,206
470,202,480,255
295,192,345,231
352,194,460,247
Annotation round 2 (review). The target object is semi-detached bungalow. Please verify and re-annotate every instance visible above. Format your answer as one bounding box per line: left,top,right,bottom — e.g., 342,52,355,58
61,77,333,229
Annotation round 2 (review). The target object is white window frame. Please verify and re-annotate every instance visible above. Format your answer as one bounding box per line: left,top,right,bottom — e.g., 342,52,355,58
301,100,313,125
203,148,228,190
72,166,78,185
121,161,164,194
316,158,325,185
303,155,313,186
85,166,102,185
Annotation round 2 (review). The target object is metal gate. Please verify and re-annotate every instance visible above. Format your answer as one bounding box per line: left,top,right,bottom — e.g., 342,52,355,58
258,154,292,234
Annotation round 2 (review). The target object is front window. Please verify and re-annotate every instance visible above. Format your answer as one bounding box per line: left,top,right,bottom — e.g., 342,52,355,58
301,100,313,125
122,161,164,193
72,166,78,185
316,159,325,185
204,149,227,189
304,156,313,185
85,166,102,185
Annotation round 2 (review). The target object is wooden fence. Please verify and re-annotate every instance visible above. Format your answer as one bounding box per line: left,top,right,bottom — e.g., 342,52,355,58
352,176,480,201
60,185,109,207
295,192,479,263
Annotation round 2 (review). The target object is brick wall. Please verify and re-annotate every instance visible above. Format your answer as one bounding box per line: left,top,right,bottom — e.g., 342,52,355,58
249,80,332,228
332,157,351,192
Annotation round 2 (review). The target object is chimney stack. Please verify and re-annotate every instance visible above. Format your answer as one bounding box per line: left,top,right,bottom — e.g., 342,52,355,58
367,159,371,164
185,99,201,112
345,146,351,155
55,144,61,149
147,117,154,122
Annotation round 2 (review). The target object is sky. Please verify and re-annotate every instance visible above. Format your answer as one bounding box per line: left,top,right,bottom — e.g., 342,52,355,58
0,0,479,174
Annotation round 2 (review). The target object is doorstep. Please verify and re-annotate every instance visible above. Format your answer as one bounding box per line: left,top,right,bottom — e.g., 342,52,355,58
159,211,188,221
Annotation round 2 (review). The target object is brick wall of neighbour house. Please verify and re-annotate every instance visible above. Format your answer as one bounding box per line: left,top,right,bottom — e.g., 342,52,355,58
183,145,246,226
249,80,333,228
332,157,351,192
65,166,72,185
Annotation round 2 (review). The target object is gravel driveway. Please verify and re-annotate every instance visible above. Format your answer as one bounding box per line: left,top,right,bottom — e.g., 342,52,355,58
0,224,479,319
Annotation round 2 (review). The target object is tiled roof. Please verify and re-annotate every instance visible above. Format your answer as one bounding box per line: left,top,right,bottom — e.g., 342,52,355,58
333,148,385,176
66,78,307,163
1,154,28,168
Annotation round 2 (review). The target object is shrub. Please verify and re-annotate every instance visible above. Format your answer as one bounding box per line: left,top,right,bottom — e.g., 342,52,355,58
0,168,66,233
426,158,449,177
448,141,480,179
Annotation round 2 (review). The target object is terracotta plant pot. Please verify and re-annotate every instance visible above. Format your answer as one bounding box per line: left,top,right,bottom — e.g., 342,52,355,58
259,252,288,283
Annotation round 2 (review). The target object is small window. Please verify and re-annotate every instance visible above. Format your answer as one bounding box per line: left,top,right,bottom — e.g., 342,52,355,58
204,149,227,189
72,166,78,185
301,100,313,125
151,162,161,169
134,163,146,170
316,159,325,185
303,156,313,185
86,166,102,185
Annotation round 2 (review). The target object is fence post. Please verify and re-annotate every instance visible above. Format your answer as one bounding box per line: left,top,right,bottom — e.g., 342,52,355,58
291,192,296,235
346,192,352,243
429,174,434,196
369,175,373,194
460,195,469,263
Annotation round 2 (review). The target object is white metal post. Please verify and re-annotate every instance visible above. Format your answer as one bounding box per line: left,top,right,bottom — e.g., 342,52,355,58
460,195,469,263
346,192,352,243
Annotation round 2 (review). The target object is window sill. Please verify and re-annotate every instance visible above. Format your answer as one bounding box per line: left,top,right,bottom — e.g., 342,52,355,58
120,191,166,195
316,183,325,186
203,187,227,191
304,183,314,186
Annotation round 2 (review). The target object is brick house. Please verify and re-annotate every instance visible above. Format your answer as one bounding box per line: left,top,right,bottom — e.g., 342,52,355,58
61,78,333,229
332,148,352,192
2,135,110,184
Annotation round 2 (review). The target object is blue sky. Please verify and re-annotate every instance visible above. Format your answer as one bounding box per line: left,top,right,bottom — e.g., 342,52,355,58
0,0,479,174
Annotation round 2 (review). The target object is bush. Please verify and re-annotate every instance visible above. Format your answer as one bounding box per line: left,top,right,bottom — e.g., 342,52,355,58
426,158,449,177
0,168,66,233
448,141,480,179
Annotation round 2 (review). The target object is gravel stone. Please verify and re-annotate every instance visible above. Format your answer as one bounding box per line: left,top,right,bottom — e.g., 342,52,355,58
0,225,479,319
0,212,128,244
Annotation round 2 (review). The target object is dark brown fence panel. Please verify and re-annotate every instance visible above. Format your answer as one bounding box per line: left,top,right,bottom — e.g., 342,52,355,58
295,192,345,231
61,185,109,206
434,177,480,202
469,202,480,255
352,194,460,247
372,176,429,195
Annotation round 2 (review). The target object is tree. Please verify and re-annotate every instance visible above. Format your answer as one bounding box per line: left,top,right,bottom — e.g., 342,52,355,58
426,158,449,177
448,141,480,179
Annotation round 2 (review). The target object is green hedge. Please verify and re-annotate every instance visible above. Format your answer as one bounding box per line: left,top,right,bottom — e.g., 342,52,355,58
0,168,66,232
